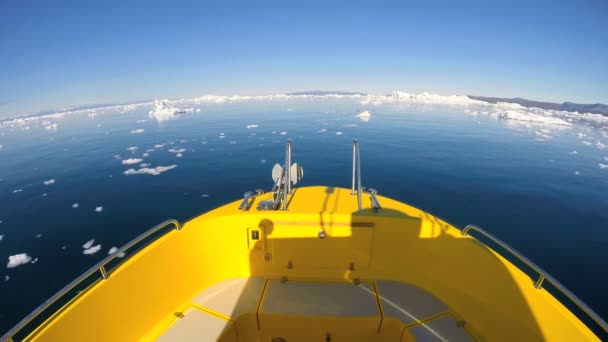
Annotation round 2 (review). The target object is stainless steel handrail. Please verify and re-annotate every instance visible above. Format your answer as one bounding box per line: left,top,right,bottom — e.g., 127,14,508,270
352,140,362,211
463,224,608,334
1,219,181,342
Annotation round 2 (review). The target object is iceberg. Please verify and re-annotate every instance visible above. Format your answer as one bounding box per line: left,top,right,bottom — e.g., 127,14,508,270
95,206,103,212
246,124,259,129
7,253,32,268
43,179,56,185
82,239,95,249
130,129,144,134
148,99,192,122
355,110,371,122
123,165,177,176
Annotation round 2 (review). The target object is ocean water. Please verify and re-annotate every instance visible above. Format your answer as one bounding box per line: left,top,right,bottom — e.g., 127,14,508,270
1,98,607,336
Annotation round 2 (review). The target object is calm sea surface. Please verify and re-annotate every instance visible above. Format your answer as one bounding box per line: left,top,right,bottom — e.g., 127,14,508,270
1,98,607,335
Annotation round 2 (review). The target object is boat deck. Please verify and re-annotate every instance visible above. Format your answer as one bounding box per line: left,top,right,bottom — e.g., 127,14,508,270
156,277,473,341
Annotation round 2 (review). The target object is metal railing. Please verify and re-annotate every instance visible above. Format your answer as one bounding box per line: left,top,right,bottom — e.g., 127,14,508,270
352,139,362,211
2,219,182,342
462,224,608,334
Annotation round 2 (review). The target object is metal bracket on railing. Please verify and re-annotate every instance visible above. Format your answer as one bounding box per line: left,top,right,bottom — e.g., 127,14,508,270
239,189,264,211
367,188,382,211
352,140,380,212
462,224,608,334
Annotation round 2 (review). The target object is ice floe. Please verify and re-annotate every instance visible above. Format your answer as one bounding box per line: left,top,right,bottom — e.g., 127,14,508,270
569,151,578,154
127,146,138,153
0,234,3,241
130,129,144,134
7,253,32,268
176,153,183,158
336,131,343,135
142,153,149,157
122,158,143,165
317,128,327,133
596,141,607,149
44,179,55,185
599,163,608,169
108,246,126,258
168,148,186,153
280,131,287,135
123,165,177,176
582,141,592,146
136,119,147,124
83,239,95,249
44,123,58,131
95,206,103,212
72,203,79,208
355,110,371,122
12,189,22,193
83,245,102,255
140,163,150,167
574,171,580,175
246,124,259,129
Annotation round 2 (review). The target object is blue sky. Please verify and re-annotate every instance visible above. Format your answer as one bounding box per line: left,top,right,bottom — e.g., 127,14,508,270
1,0,607,118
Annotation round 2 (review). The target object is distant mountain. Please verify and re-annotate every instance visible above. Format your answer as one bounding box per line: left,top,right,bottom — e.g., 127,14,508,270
286,90,367,96
468,95,608,116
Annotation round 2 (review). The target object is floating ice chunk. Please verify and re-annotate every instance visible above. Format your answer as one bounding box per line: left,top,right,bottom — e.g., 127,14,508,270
95,206,103,212
72,203,79,208
196,108,201,113
12,189,22,193
246,124,259,129
43,179,55,185
574,171,580,175
7,253,32,268
127,146,138,152
31,257,38,264
140,163,150,167
581,141,592,146
317,128,327,133
229,141,237,145
355,110,371,122
108,246,126,258
201,194,209,198
260,159,266,164
4,275,8,281
280,131,287,135
142,153,149,157
83,239,95,249
336,131,343,135
168,148,186,153
154,144,165,149
0,234,3,241
122,158,143,165
535,131,552,140
44,123,58,131
569,151,578,155
597,141,607,149
599,163,608,169
123,165,177,176
130,129,144,134
604,157,608,162
496,110,571,126
176,153,183,158
577,133,587,138
83,245,102,255
35,234,42,238
343,124,357,127
136,119,147,124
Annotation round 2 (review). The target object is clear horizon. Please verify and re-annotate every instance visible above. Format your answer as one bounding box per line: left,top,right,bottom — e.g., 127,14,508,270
1,1,607,118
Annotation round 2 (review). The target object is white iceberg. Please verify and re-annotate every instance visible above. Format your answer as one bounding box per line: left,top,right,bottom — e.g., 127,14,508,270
7,253,32,268
122,158,143,165
168,148,186,153
83,245,102,255
130,129,144,134
127,146,138,152
246,124,259,129
148,99,192,122
280,131,287,135
72,203,79,208
336,131,343,135
176,153,183,158
599,163,608,169
43,179,55,185
124,165,177,176
355,110,371,122
95,206,103,212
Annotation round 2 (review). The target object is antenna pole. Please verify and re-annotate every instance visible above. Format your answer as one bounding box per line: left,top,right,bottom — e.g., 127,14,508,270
283,140,292,210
